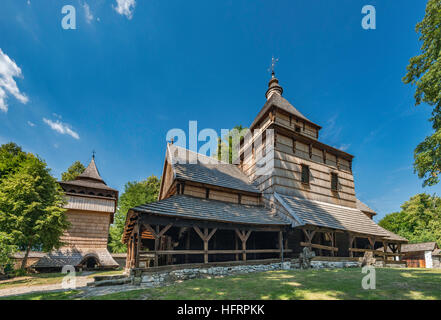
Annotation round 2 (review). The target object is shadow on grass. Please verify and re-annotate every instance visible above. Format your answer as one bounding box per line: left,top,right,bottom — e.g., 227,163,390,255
113,268,441,300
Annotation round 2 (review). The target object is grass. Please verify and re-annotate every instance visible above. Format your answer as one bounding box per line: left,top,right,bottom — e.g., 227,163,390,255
89,268,441,300
0,269,123,290
0,290,80,300
3,268,441,300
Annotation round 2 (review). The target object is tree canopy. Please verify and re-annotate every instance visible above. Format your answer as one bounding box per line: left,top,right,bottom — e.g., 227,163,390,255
108,175,160,253
0,143,69,269
403,0,441,186
0,142,27,183
379,193,441,246
61,161,85,181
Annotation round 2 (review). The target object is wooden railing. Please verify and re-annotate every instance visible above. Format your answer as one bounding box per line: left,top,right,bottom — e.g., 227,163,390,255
140,249,292,256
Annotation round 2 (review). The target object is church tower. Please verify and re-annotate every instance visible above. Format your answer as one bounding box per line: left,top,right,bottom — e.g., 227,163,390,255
34,157,119,269
240,72,356,208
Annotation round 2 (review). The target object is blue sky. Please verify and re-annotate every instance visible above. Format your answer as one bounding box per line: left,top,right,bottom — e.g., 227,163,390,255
0,0,438,221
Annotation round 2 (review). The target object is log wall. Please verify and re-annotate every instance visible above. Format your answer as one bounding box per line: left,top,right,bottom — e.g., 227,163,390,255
60,210,111,248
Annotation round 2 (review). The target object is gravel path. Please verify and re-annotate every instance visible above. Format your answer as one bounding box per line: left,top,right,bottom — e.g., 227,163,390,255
0,274,94,298
0,273,144,299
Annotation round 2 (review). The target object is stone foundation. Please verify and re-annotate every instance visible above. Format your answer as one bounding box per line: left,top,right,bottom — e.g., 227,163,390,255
131,258,362,287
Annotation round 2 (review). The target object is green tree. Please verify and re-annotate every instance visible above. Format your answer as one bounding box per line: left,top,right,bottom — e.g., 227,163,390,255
379,193,441,246
61,161,85,181
403,0,441,186
0,152,69,269
0,232,16,274
108,175,160,253
0,142,27,183
216,125,248,164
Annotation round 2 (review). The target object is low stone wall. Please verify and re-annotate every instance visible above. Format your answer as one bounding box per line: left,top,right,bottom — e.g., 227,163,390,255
311,260,360,269
132,258,361,287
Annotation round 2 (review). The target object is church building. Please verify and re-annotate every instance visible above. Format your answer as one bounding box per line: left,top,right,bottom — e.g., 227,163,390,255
123,72,407,269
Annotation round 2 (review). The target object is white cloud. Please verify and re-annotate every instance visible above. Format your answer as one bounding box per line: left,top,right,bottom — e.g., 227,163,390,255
337,144,351,152
43,118,80,140
113,0,136,19
27,121,35,127
83,2,94,24
0,48,28,112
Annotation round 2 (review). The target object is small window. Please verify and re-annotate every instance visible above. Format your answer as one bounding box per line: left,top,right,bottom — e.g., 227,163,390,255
331,173,338,191
301,165,310,184
205,188,210,199
295,126,301,133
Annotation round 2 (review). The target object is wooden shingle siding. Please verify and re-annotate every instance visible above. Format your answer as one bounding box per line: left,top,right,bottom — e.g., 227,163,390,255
64,195,115,213
60,210,111,248
183,184,259,205
275,111,318,140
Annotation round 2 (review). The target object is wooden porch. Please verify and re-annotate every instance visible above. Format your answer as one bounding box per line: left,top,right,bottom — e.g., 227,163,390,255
124,213,292,270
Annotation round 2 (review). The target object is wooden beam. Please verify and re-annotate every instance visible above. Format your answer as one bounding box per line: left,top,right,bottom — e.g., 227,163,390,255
142,249,294,255
157,223,173,238
300,242,338,252
193,226,205,241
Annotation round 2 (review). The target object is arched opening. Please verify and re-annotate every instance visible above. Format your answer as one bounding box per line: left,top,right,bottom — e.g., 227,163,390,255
81,255,100,270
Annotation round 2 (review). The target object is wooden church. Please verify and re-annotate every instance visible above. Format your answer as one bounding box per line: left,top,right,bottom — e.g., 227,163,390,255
122,72,407,270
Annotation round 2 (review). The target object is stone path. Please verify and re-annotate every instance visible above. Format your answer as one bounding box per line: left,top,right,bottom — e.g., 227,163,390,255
0,272,142,299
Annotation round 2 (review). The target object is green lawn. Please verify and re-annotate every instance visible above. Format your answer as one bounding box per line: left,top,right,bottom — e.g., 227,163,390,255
3,268,441,300
1,290,81,300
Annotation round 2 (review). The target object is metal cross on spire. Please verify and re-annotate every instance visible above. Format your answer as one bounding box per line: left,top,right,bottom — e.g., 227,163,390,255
268,56,279,76
92,150,96,159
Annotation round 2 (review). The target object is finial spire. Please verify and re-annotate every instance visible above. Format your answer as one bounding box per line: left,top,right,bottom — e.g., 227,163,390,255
266,57,283,100
92,150,96,160
268,56,279,76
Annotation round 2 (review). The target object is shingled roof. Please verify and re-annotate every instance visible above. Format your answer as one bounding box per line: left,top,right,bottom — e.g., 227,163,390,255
356,199,377,216
30,248,119,269
59,157,118,193
401,242,438,253
275,193,389,237
77,157,104,183
377,226,408,242
250,89,321,130
167,144,260,194
132,194,288,226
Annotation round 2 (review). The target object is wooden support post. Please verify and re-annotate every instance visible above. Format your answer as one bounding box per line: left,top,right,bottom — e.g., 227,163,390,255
143,223,173,267
194,226,217,264
185,229,190,264
397,243,402,261
235,229,252,261
279,231,283,259
383,241,388,261
329,232,335,257
368,237,375,251
135,225,141,268
348,234,354,258
126,238,132,269
154,226,159,267
235,233,239,261
131,235,135,268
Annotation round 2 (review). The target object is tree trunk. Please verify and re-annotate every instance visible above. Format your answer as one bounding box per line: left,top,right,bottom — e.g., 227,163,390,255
20,243,31,270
